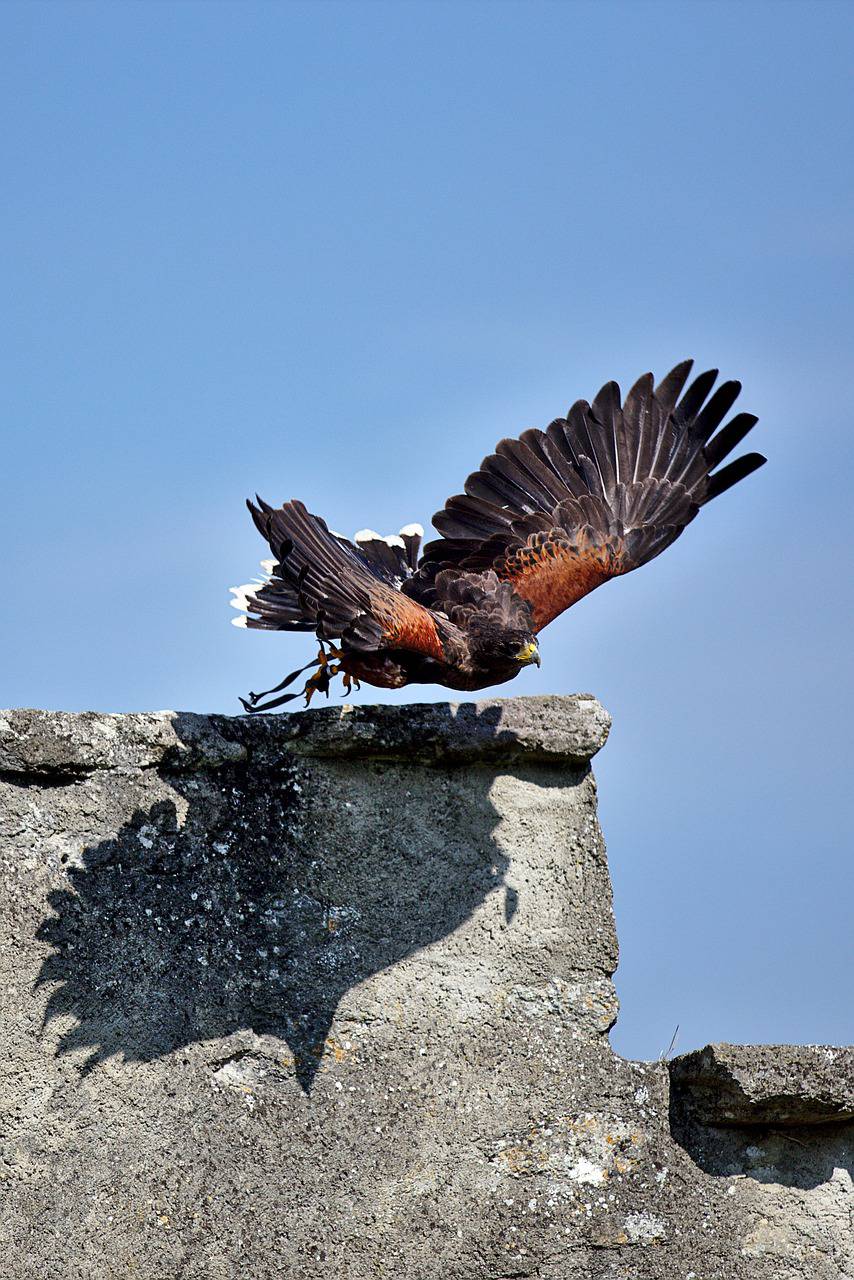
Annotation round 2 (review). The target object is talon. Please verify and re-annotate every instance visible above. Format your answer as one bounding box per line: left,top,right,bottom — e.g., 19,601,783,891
315,641,345,668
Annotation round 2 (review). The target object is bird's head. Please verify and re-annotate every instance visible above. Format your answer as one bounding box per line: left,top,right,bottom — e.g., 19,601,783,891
513,638,541,667
456,576,540,673
471,628,540,669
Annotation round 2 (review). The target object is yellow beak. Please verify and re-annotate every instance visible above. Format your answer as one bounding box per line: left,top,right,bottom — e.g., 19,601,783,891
515,641,541,667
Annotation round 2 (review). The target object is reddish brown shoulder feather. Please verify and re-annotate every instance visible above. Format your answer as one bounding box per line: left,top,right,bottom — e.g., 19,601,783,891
368,587,447,660
496,530,627,633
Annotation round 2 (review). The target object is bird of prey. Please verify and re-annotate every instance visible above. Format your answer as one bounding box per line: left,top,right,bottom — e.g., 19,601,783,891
231,360,765,711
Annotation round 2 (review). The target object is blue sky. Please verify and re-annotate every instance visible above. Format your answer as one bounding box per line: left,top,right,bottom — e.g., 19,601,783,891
3,0,852,1060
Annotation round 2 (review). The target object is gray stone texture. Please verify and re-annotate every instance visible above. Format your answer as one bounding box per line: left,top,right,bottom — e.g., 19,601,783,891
0,696,851,1279
670,1042,854,1128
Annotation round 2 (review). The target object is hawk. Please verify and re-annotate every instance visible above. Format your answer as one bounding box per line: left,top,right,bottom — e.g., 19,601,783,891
231,360,765,711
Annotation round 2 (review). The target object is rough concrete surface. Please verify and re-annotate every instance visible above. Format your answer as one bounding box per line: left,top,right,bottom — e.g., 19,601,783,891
670,1042,854,1127
0,695,850,1279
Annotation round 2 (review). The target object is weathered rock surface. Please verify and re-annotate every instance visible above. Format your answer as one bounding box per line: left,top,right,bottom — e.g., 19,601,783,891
0,696,850,1279
670,1042,854,1127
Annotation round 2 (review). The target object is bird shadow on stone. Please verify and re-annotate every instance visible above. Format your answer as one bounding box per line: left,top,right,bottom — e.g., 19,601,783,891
34,703,550,1093
669,1097,854,1191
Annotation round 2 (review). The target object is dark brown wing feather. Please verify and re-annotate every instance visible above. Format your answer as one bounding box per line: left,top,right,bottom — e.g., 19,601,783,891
407,361,765,632
244,499,447,661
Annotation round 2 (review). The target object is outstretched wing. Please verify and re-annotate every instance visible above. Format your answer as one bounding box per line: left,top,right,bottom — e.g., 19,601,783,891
233,499,448,660
407,360,765,632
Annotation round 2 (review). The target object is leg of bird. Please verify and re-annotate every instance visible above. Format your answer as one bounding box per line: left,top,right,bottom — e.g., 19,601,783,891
303,662,343,706
314,642,345,669
303,667,329,706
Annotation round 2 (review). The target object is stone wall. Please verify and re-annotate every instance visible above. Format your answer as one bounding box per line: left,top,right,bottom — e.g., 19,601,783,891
1,696,851,1279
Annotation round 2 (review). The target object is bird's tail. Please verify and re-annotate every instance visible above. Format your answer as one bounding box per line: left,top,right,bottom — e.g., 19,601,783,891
230,500,425,712
230,498,422,637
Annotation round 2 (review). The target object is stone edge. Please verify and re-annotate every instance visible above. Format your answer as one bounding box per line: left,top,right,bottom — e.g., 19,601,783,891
669,1042,854,1127
0,694,611,776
